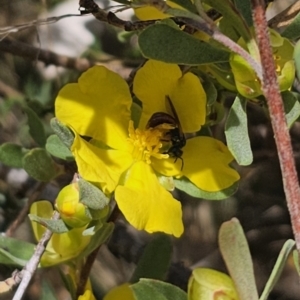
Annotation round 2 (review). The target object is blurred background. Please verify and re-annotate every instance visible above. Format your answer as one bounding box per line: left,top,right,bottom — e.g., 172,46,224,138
0,0,300,299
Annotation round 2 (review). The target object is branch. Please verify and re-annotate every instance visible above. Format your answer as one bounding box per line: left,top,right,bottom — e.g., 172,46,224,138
79,0,263,80
5,182,46,237
251,0,300,252
0,37,95,72
12,211,60,300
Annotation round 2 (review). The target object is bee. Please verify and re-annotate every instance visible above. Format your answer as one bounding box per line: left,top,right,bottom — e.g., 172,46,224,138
146,97,186,169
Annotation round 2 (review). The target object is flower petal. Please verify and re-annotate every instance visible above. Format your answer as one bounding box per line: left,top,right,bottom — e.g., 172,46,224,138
115,161,183,237
182,137,240,192
55,66,131,149
133,60,181,129
170,72,206,132
72,132,133,194
134,1,184,20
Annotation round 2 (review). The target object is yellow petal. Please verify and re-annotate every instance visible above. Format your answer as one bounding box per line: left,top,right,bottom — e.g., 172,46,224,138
115,161,183,237
72,132,133,194
151,156,183,177
182,137,240,192
170,72,206,132
78,290,96,300
104,283,135,300
55,66,131,150
133,60,181,129
134,1,184,20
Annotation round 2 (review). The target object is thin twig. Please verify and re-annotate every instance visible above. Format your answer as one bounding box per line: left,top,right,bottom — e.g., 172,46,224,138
251,0,300,252
0,14,85,37
0,37,95,72
80,0,263,80
76,204,120,298
12,211,60,300
5,182,46,237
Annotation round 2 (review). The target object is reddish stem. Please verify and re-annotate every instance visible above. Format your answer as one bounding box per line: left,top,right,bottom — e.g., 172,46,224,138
251,0,300,251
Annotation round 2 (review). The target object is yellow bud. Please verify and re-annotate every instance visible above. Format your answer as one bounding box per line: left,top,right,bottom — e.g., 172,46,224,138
56,183,91,228
188,268,239,300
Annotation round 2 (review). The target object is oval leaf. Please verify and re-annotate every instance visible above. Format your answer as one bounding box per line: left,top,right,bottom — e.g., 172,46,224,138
0,143,28,168
225,96,253,165
219,218,259,300
282,91,300,128
46,134,74,161
131,234,172,283
50,118,74,149
78,178,109,210
0,236,35,266
174,177,239,200
28,214,70,233
22,148,57,181
139,23,229,65
23,106,47,147
131,279,187,300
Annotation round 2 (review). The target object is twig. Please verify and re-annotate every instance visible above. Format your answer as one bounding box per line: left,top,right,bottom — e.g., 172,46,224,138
80,0,263,80
268,0,300,29
75,204,120,298
0,37,95,72
251,0,300,252
5,182,46,237
12,211,60,300
0,14,85,37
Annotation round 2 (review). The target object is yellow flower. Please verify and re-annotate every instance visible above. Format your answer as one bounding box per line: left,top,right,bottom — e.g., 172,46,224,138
55,60,239,237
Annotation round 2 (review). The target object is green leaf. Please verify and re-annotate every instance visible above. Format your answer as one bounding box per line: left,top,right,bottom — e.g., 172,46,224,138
282,91,300,128
78,222,114,259
41,279,57,300
50,118,74,149
225,96,253,166
22,148,57,181
282,13,300,40
139,23,229,65
202,80,217,106
293,249,300,276
0,143,28,168
233,0,252,26
260,239,295,300
78,178,109,210
131,279,187,300
131,234,173,283
219,218,259,300
0,235,35,266
293,40,300,80
46,134,74,161
28,214,70,233
170,0,196,12
203,0,251,42
23,106,47,147
174,177,239,200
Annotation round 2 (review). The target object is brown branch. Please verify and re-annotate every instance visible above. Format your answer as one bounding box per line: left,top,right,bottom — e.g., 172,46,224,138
5,182,46,237
0,37,95,72
251,0,300,252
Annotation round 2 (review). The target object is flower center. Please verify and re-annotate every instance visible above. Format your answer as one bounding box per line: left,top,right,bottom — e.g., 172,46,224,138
127,120,170,164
